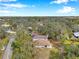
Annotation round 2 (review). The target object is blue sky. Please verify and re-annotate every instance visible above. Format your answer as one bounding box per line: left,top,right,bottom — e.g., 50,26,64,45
0,0,79,16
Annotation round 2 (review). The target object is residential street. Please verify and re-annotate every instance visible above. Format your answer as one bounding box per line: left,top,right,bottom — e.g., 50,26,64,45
2,35,15,59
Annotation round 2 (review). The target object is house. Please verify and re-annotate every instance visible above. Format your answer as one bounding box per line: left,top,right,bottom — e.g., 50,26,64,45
32,34,48,41
32,34,52,48
74,32,79,38
6,29,16,34
1,23,10,27
33,40,52,48
28,27,32,30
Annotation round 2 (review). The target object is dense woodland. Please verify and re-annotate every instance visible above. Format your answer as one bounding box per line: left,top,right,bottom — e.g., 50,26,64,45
0,16,79,59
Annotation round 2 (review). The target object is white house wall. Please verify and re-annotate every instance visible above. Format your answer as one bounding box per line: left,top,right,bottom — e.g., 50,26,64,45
35,45,52,48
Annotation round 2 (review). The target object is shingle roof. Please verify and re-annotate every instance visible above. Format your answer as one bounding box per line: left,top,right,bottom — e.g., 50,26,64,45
32,35,48,40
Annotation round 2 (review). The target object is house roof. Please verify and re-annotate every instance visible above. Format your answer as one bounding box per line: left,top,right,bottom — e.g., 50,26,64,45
74,32,79,37
1,24,10,27
33,35,48,40
6,30,16,34
33,40,51,46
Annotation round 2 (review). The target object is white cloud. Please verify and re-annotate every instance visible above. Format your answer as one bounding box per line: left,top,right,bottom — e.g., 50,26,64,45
0,10,14,13
2,4,35,8
0,0,16,2
56,6,75,14
51,0,69,4
50,0,78,4
2,4,26,8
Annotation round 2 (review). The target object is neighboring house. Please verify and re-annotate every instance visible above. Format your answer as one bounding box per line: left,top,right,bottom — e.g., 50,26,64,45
32,34,52,48
5,29,16,34
74,32,79,38
1,24,10,27
28,27,32,30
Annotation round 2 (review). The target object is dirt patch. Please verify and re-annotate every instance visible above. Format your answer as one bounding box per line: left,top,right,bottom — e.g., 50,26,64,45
50,40,61,48
33,48,51,59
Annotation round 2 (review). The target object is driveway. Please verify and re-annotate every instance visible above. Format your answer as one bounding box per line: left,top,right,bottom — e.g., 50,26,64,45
2,35,15,59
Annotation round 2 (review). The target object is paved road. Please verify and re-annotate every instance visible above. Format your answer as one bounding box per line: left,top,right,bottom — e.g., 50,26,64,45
2,35,15,59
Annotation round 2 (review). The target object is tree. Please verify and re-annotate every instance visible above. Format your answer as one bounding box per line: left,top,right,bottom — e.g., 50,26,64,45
12,28,33,59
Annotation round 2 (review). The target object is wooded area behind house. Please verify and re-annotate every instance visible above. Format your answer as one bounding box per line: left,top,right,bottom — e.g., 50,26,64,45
0,16,79,59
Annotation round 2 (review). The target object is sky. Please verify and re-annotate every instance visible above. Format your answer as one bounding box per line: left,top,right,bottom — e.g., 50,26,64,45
0,0,79,16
